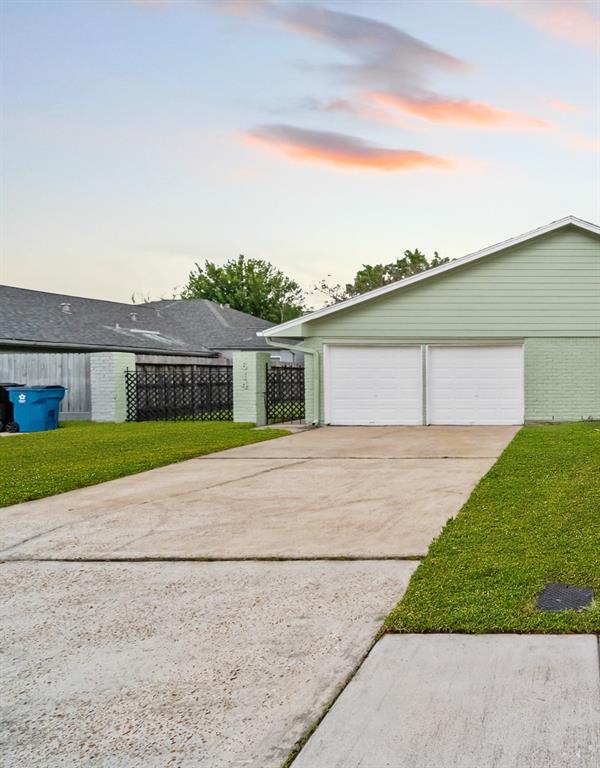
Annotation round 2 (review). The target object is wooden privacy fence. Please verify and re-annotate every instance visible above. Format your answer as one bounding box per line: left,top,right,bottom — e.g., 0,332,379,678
125,365,234,422
0,352,90,419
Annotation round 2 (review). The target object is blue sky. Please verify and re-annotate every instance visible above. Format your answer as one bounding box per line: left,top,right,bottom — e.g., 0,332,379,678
1,0,598,304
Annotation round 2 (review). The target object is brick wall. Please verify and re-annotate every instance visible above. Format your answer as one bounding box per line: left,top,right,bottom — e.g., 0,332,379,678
90,352,135,422
525,338,600,421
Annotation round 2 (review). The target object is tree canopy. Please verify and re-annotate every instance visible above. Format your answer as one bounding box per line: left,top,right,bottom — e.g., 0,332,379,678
181,255,306,324
314,249,449,305
178,248,447,322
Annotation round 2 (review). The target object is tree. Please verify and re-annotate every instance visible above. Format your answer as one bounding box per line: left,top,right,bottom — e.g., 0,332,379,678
312,275,349,306
181,255,306,323
316,249,449,305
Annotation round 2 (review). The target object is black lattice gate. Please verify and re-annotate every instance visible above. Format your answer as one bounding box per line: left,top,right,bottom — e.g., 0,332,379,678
265,364,305,424
125,366,233,422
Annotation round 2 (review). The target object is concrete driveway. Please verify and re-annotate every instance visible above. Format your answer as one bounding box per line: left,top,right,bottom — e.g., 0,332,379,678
1,560,416,768
1,425,518,767
0,426,518,559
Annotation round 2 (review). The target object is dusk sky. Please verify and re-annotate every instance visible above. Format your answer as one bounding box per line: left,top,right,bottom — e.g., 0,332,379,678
1,0,599,305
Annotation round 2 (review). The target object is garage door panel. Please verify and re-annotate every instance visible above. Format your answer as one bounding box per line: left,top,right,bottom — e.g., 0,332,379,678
326,347,422,426
427,346,524,426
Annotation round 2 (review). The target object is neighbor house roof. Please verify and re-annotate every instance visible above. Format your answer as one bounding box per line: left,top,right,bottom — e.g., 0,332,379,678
144,299,275,351
0,286,275,355
260,215,600,338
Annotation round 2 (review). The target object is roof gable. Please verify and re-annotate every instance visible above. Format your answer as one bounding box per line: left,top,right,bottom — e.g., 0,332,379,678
261,216,600,338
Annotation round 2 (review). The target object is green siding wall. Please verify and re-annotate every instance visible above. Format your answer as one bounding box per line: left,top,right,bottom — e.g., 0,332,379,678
525,337,600,421
306,229,599,338
304,352,316,424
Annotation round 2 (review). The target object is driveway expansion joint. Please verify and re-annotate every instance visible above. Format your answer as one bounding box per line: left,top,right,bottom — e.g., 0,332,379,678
282,627,384,768
199,455,501,460
1,555,425,564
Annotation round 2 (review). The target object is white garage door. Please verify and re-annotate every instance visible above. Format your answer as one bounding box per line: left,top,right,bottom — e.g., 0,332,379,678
325,346,422,425
427,346,524,425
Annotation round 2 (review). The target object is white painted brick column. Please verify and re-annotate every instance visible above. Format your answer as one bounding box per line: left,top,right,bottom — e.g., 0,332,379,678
90,352,136,422
233,351,271,426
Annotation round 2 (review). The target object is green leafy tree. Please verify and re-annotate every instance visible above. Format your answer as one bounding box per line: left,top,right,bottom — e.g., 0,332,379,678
316,249,449,305
181,255,306,323
347,249,449,296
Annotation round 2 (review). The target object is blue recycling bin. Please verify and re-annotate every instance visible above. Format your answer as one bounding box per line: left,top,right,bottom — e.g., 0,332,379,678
6,386,66,433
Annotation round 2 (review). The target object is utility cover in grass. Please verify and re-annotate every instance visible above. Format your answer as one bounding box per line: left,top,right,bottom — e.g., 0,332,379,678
537,583,593,612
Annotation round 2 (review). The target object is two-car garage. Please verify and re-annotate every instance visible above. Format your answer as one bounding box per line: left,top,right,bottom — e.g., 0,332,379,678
324,345,524,426
262,218,600,426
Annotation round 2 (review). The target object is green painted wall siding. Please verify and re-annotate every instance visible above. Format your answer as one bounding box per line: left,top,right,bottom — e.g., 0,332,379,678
306,229,600,338
304,352,316,424
525,337,600,421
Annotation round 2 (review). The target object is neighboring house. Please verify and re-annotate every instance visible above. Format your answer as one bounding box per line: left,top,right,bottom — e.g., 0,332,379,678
0,286,299,361
261,216,600,426
0,286,301,419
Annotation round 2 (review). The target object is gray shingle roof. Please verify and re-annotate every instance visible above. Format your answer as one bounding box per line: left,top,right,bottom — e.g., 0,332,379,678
144,299,274,351
0,286,275,355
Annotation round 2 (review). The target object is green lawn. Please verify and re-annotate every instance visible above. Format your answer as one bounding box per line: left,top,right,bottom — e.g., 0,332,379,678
0,420,288,508
386,423,600,634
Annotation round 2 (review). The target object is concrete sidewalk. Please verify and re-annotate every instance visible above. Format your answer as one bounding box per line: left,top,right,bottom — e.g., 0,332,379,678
292,634,600,768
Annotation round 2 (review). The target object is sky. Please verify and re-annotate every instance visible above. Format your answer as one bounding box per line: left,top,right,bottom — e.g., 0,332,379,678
1,0,599,305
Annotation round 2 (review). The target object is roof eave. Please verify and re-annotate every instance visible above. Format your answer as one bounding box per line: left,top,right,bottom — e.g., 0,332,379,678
0,338,220,357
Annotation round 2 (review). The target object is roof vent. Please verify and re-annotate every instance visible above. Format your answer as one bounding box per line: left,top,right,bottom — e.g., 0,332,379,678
130,312,138,322
60,302,72,314
115,322,121,330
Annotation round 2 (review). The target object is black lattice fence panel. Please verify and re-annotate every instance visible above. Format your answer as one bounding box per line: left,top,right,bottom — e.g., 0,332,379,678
125,365,233,422
265,364,305,423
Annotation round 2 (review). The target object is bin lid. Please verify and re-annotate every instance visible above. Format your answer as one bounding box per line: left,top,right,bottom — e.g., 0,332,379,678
5,385,67,391
0,383,24,387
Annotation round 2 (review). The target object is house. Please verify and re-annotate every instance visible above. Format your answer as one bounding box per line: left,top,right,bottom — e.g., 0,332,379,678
260,216,600,426
0,286,300,362
0,286,300,419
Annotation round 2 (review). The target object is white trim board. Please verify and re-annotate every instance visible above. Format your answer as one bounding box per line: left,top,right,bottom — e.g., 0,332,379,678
260,216,600,339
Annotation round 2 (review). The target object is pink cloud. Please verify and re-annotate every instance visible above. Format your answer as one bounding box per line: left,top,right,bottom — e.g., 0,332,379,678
130,0,274,11
367,92,549,129
547,98,586,113
271,5,547,133
479,1,600,48
305,97,413,128
216,0,274,15
566,132,600,152
275,4,468,87
129,0,169,5
245,124,452,171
